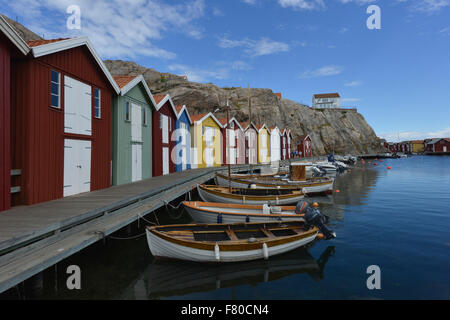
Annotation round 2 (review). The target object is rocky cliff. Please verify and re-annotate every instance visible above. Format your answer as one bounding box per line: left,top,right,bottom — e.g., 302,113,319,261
105,60,383,156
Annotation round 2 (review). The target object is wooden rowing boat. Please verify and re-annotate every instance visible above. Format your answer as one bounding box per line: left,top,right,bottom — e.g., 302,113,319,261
216,173,333,195
183,201,305,224
145,220,319,263
197,184,305,205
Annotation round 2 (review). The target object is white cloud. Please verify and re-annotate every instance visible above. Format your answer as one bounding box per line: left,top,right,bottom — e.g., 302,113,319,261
345,80,363,87
4,0,205,59
412,0,450,13
213,7,224,16
299,65,344,78
277,0,325,10
337,0,377,5
378,127,450,142
168,60,253,83
217,36,290,57
441,27,450,35
242,0,257,4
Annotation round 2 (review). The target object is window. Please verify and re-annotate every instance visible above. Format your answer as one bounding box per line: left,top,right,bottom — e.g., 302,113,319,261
125,102,130,121
142,108,147,125
94,88,101,118
51,70,60,108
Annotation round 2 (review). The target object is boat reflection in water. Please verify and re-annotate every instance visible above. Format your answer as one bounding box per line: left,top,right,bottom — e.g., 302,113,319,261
144,245,335,299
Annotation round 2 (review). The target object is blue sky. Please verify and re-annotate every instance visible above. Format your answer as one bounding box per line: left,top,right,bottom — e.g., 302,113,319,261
2,0,450,141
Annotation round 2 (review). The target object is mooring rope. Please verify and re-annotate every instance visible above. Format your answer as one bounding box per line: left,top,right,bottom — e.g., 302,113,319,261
163,191,188,220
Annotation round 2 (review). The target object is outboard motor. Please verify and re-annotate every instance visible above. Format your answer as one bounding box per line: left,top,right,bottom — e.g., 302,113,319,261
311,166,326,177
327,154,335,163
295,201,336,240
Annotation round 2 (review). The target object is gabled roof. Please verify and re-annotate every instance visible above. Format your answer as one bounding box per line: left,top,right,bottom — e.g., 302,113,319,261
0,16,30,55
269,126,281,135
313,93,340,98
27,38,71,47
175,104,193,125
113,75,157,109
218,117,243,131
153,94,178,117
190,112,223,128
240,121,258,132
426,138,450,145
255,123,270,134
298,134,311,141
27,36,120,94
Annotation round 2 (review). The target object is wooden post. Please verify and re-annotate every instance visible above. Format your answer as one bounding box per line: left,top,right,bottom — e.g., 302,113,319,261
248,84,253,174
226,101,231,192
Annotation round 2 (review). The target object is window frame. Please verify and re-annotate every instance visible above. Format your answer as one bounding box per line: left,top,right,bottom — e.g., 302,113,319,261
50,70,61,109
125,101,130,121
94,88,101,119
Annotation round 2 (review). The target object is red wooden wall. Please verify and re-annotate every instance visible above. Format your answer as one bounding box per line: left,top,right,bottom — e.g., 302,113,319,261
152,101,176,176
11,46,113,206
0,37,11,211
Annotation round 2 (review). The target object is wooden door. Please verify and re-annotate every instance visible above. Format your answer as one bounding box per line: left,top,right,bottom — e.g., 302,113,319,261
132,144,142,182
64,139,91,197
64,76,92,136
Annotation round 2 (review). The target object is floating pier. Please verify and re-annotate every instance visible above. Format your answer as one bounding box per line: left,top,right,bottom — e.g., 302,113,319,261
0,164,265,294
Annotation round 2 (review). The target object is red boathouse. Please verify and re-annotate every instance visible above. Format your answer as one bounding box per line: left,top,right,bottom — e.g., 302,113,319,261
297,135,312,158
152,94,178,176
10,37,120,206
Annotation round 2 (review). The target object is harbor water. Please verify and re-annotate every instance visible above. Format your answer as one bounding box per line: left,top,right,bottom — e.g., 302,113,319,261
2,155,449,299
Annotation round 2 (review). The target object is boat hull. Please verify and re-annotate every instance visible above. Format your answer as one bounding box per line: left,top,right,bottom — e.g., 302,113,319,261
215,174,333,195
183,202,304,224
146,229,317,263
197,185,305,205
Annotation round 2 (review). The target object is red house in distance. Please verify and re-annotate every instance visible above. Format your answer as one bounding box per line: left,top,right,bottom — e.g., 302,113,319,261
152,94,178,176
10,36,120,207
297,135,312,158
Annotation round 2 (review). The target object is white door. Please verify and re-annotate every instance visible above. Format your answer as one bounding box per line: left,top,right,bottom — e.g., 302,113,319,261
64,76,92,136
161,114,169,144
181,122,187,171
163,147,169,175
229,148,236,165
444,146,447,152
131,144,142,182
205,148,214,167
64,139,91,197
131,103,142,142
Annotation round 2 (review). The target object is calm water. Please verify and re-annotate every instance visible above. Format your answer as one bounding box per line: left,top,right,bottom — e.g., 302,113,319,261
4,156,450,300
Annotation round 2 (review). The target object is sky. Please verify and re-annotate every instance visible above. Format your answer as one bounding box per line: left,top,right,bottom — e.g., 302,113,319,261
1,0,450,142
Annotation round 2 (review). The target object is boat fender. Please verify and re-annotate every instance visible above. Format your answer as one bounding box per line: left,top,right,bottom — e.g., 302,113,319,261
248,237,256,243
262,243,269,260
215,244,220,261
217,213,223,224
248,183,257,189
246,215,250,223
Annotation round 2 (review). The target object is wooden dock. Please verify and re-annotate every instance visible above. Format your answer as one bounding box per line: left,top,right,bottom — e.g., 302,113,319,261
0,164,265,294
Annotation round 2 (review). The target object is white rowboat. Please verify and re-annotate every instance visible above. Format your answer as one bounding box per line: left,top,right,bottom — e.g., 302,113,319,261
183,201,305,224
146,221,318,263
